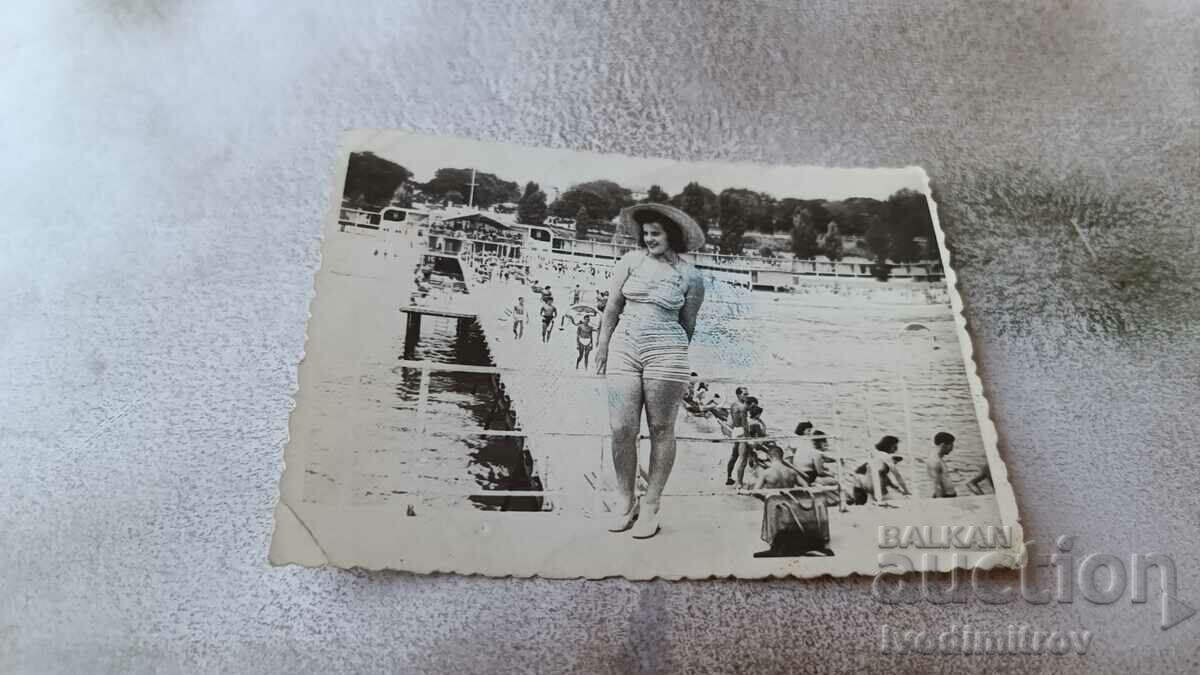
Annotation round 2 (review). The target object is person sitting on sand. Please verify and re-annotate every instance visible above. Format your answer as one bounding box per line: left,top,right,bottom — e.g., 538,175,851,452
700,393,723,417
791,430,838,486
853,435,911,503
844,465,875,506
683,372,700,405
751,443,809,494
844,435,911,505
790,430,843,507
927,431,958,498
966,463,992,495
874,435,910,497
752,444,837,558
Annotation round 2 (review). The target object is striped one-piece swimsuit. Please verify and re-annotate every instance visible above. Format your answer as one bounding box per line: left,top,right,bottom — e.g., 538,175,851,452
607,252,691,383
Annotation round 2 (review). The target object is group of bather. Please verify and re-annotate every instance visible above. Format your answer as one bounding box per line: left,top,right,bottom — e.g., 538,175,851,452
541,260,614,281
681,377,994,505
505,283,611,370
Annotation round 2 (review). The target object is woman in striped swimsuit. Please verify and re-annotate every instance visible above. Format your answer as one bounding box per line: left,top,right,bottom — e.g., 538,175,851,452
596,204,706,539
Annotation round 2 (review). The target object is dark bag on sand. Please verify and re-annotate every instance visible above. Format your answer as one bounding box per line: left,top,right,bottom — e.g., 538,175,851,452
760,492,830,554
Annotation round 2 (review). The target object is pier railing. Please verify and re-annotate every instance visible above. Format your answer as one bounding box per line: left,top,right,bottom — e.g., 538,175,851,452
391,358,929,512
546,238,943,279
424,231,943,280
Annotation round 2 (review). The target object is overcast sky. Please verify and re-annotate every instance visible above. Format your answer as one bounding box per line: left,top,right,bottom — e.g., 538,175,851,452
354,131,927,201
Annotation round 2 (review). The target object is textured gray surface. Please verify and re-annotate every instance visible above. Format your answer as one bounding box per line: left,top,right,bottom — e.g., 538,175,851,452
1,0,1197,672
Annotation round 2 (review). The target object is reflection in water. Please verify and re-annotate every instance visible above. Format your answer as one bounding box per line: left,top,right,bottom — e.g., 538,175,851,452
395,310,541,511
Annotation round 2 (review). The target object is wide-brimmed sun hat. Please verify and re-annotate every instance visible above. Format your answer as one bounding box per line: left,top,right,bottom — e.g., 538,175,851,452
618,203,706,252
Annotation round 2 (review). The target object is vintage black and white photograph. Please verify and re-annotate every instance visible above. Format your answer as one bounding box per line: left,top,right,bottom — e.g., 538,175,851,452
271,131,1022,577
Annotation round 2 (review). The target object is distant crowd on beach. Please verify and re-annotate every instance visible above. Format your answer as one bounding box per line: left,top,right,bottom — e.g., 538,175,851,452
496,278,996,506
681,378,994,503
501,278,613,369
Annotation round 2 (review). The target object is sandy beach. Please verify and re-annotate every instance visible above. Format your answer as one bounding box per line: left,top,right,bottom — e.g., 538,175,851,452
283,225,1004,567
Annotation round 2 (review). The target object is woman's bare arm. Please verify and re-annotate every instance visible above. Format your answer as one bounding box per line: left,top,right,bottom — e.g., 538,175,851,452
678,266,706,341
596,252,635,348
888,458,911,495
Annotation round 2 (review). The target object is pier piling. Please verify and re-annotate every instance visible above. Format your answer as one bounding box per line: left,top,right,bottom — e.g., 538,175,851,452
403,312,422,359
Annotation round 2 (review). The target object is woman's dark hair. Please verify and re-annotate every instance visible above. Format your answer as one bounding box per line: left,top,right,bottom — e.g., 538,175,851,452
794,421,813,436
748,405,763,419
634,214,686,253
875,435,900,453
933,431,956,446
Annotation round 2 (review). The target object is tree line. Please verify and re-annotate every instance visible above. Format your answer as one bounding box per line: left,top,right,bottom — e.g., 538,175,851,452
342,152,521,211
341,152,937,262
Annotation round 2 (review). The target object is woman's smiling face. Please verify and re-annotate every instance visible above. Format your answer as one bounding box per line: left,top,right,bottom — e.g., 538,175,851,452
642,221,669,256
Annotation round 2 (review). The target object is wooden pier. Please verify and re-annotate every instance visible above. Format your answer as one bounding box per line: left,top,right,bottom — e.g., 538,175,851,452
399,305,477,358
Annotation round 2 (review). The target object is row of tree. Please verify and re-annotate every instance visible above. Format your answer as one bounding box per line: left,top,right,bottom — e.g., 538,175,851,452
786,189,935,263
341,152,937,261
342,153,522,211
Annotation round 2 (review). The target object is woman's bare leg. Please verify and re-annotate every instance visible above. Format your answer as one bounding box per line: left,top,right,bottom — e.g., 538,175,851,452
606,376,644,515
642,378,688,507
